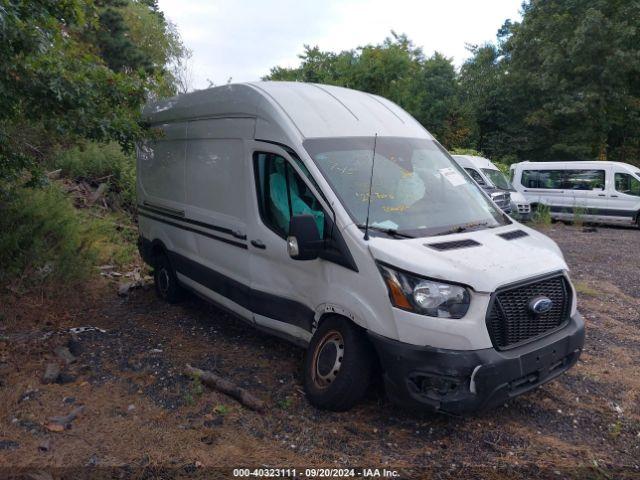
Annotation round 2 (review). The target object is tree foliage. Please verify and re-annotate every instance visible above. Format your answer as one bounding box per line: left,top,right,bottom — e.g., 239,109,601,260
267,2,640,166
265,33,470,149
462,0,640,164
0,0,189,186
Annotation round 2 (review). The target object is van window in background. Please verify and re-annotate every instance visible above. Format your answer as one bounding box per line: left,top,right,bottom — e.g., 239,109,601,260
565,170,605,190
464,168,486,186
522,170,565,189
615,172,640,197
482,168,514,191
522,169,605,190
303,137,508,237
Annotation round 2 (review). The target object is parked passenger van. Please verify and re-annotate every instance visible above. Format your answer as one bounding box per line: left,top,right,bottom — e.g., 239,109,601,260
510,161,640,227
452,155,531,219
137,82,584,414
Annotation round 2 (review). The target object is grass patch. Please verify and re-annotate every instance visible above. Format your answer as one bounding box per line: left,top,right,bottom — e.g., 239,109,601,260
184,378,205,406
277,397,293,410
0,185,140,290
213,404,229,415
84,210,139,267
572,207,585,228
531,204,552,227
574,281,599,297
0,186,97,287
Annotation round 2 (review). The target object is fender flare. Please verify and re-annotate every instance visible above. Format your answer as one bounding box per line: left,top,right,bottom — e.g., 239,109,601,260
312,303,366,335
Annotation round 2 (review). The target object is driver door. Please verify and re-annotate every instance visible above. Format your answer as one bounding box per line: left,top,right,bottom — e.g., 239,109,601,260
247,143,328,343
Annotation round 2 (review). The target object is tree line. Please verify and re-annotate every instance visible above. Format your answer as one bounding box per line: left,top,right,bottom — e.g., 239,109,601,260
1,0,638,192
265,0,640,167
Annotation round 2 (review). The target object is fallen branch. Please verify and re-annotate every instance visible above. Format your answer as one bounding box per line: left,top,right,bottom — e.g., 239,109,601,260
185,364,266,413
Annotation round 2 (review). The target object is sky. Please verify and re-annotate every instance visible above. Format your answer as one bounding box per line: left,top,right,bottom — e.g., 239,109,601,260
157,0,523,90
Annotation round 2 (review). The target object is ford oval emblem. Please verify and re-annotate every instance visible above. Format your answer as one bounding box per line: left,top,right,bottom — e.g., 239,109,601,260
529,296,553,314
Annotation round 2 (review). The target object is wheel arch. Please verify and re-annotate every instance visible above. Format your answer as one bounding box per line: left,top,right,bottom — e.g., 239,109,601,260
312,304,367,336
148,238,170,267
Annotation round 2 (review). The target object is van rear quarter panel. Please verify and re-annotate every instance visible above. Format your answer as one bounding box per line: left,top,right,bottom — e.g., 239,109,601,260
138,122,187,205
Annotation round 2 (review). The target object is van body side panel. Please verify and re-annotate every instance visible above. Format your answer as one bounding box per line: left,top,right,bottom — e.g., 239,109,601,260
138,122,187,205
137,122,194,256
171,119,254,319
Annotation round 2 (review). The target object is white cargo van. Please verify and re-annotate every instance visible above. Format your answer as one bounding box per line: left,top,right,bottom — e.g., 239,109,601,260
510,161,640,227
452,155,531,219
137,82,584,414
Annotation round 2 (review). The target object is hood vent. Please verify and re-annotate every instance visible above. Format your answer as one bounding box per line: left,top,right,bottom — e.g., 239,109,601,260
498,230,529,240
426,239,481,251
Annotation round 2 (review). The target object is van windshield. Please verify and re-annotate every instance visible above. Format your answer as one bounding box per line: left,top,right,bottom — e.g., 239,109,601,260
482,168,514,191
303,137,509,237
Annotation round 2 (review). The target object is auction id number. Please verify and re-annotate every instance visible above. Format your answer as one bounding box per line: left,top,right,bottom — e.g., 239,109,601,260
233,468,358,477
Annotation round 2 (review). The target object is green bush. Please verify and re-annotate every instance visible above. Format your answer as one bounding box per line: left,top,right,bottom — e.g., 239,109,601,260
0,185,141,288
54,142,136,210
531,203,552,227
0,186,97,286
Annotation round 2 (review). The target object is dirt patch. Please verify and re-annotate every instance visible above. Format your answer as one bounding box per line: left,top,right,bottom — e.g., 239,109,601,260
1,224,639,478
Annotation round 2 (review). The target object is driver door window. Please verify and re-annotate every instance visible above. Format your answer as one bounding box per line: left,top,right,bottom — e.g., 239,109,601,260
254,152,325,238
615,172,640,196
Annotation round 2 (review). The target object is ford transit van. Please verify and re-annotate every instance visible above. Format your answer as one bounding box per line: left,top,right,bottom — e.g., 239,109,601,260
452,155,531,219
137,82,584,414
510,161,640,227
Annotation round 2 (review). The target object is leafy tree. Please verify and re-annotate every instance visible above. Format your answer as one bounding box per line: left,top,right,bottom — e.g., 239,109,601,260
407,53,473,148
0,0,188,187
461,0,640,165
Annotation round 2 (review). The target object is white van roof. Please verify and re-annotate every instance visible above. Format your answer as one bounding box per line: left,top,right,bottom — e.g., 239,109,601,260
451,155,498,170
142,82,431,145
514,160,638,171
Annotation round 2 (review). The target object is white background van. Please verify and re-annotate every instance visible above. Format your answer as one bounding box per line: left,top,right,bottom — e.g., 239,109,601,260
137,82,584,414
510,161,640,227
452,155,531,219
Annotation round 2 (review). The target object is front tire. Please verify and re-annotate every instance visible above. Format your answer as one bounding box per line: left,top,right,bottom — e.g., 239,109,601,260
153,253,184,303
303,317,374,411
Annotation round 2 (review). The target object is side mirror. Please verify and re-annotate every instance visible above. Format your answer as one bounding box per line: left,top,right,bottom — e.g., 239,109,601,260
287,214,322,260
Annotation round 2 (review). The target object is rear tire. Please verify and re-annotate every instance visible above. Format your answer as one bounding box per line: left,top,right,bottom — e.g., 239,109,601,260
153,253,184,304
303,317,374,411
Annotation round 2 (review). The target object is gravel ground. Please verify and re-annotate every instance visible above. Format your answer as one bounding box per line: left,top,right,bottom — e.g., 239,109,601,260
0,223,639,479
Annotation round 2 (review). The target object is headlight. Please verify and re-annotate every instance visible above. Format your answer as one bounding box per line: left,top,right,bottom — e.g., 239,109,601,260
377,263,471,319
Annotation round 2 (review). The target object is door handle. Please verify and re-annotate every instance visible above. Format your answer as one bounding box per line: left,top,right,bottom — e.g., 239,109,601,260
598,193,606,197
251,239,266,249
610,195,619,198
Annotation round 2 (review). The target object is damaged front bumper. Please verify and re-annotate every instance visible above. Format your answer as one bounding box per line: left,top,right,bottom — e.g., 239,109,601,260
368,312,585,415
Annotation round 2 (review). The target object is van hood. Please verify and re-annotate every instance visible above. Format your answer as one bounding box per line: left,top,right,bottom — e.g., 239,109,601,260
367,224,568,293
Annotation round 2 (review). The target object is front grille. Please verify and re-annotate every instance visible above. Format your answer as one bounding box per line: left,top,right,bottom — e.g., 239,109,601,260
490,192,511,212
486,274,571,350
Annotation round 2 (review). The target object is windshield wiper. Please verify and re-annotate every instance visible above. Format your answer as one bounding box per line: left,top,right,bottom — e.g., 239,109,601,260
356,224,415,239
435,221,490,236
